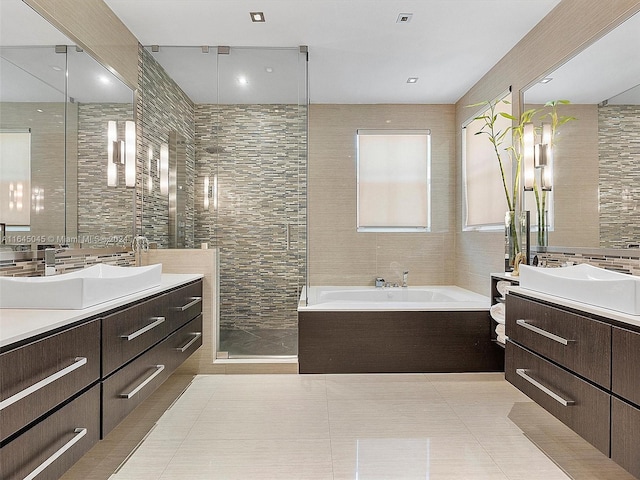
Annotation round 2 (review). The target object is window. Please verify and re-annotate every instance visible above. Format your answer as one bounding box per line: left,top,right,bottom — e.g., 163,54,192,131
462,93,512,230
356,129,431,232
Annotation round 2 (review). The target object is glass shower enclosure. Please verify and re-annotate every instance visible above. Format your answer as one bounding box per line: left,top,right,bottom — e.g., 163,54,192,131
205,47,308,358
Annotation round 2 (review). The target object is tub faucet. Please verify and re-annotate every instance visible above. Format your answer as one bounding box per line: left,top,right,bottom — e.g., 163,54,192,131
375,277,385,288
402,271,409,288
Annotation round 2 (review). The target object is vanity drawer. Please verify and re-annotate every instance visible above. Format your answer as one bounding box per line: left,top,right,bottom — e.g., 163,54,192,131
612,326,640,405
0,320,100,443
164,280,203,331
506,294,611,388
505,340,611,455
166,314,203,371
102,295,170,377
611,397,640,478
0,384,100,480
101,314,202,436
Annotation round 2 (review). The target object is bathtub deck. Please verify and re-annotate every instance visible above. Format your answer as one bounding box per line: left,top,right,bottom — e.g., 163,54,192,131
298,310,504,374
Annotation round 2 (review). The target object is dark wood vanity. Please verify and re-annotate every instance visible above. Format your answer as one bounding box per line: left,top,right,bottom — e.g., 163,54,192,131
505,290,640,478
0,277,203,480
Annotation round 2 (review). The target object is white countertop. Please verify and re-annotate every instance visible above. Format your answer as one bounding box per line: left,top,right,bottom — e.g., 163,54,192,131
0,273,203,349
508,285,640,329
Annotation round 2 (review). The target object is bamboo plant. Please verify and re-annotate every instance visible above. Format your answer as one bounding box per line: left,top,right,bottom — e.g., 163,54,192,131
470,98,575,266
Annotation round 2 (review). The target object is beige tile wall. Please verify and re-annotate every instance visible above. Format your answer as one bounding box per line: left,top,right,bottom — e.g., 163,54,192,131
309,104,456,287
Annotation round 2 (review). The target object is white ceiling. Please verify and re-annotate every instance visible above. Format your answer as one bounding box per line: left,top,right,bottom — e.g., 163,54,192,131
2,0,639,106
103,0,562,104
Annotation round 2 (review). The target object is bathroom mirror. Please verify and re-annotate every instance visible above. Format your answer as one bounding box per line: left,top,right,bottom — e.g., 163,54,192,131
522,10,640,249
0,0,135,248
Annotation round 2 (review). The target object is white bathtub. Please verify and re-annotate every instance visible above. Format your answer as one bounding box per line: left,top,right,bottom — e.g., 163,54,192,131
298,286,489,311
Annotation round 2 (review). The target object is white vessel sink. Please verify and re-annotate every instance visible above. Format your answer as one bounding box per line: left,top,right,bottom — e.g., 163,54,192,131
519,264,640,315
0,264,162,310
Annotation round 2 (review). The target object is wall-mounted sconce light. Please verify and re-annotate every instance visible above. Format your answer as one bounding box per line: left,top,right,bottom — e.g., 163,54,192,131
107,120,136,188
523,122,553,192
107,120,118,186
125,120,136,187
523,123,535,191
160,143,169,195
539,123,553,191
31,187,44,213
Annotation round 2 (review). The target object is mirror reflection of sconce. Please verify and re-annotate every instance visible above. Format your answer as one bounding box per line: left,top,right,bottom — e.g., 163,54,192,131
31,187,44,213
523,122,553,192
203,174,218,211
160,143,169,195
107,120,136,187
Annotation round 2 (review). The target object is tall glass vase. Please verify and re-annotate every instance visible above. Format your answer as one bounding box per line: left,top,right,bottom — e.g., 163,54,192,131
504,210,520,272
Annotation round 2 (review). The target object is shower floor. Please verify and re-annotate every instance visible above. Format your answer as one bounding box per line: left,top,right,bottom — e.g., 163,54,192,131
219,327,298,357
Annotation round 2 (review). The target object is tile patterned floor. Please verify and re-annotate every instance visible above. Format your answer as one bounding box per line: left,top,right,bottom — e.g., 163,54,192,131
219,328,298,356
101,372,633,480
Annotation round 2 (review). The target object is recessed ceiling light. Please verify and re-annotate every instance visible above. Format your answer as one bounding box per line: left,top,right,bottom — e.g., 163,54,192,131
238,76,249,86
265,67,274,73
407,77,419,84
99,75,111,85
397,13,413,23
540,77,553,84
250,11,265,22
51,65,62,71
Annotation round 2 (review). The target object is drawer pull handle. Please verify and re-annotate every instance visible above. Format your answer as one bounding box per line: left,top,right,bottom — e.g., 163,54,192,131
120,364,165,399
175,332,202,352
174,296,202,312
516,319,573,345
0,357,87,411
516,368,575,407
23,427,87,480
120,317,165,341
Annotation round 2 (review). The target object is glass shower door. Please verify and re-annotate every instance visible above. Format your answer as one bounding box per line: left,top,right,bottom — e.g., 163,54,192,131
210,47,307,357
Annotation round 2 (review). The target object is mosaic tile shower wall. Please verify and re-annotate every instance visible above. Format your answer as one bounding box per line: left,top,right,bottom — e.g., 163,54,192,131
137,47,196,248
77,103,134,245
599,104,640,248
195,104,307,331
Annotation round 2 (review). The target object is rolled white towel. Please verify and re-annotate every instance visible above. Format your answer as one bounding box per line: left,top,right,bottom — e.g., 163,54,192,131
496,280,511,297
496,334,507,344
495,324,506,336
490,303,505,324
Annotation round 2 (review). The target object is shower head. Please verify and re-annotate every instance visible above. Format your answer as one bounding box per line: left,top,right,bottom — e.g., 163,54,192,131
204,146,223,154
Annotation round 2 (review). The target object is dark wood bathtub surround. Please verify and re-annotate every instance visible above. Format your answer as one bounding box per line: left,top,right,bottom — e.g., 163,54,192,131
298,310,503,374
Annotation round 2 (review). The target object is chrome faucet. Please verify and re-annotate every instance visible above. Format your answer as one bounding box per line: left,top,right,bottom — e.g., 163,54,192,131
402,270,409,287
44,247,66,276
